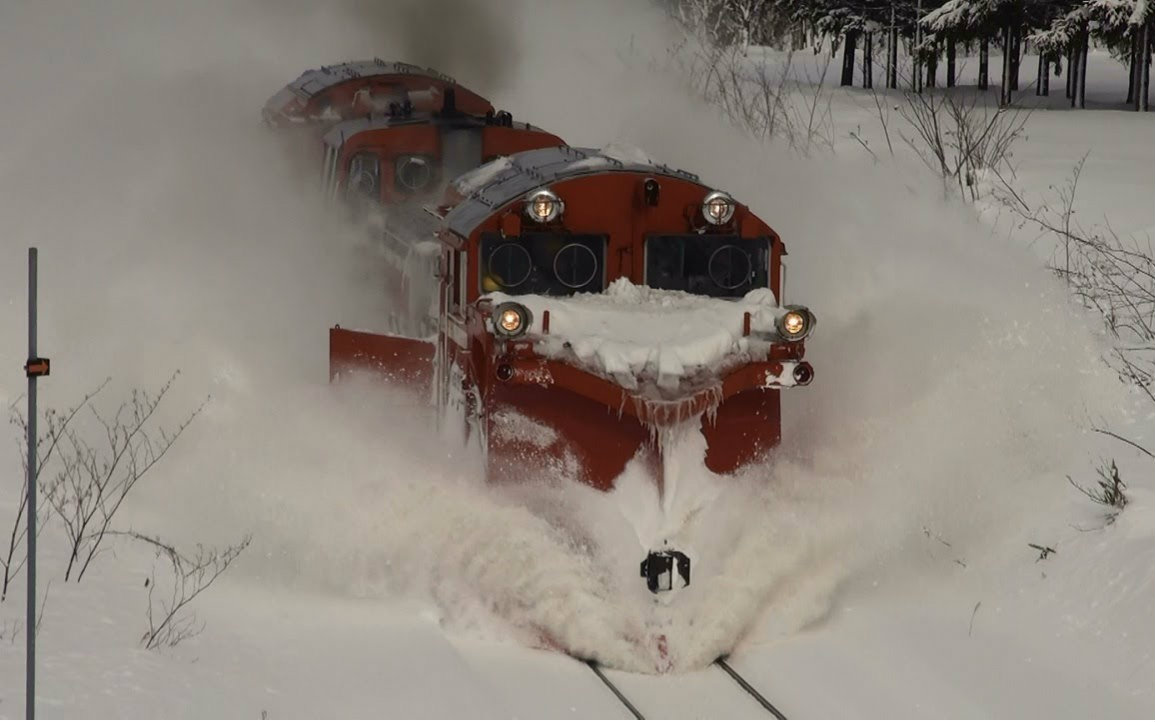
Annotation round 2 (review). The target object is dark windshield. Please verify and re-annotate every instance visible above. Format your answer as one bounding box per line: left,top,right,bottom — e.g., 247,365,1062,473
646,235,769,298
480,232,606,296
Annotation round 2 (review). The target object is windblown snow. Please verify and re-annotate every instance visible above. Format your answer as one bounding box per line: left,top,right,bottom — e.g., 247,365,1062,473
0,0,1152,718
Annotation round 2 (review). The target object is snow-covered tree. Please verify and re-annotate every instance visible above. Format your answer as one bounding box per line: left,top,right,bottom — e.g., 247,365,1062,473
922,1,1069,104
1031,0,1151,109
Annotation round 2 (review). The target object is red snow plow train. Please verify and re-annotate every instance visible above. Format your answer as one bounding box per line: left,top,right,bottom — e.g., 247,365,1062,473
267,62,816,594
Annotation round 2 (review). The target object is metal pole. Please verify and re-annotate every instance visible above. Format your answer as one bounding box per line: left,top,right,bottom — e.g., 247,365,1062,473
26,247,38,720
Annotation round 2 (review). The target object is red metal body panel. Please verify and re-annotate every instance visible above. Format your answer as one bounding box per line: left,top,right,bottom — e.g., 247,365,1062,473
329,327,433,395
486,382,655,490
452,173,784,307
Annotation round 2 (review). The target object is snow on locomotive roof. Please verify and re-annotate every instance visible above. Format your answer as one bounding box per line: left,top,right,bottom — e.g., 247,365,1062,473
287,59,456,99
446,146,702,238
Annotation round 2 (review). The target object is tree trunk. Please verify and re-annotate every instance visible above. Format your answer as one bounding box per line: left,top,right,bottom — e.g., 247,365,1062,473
1070,40,1079,107
979,36,989,90
1041,53,1050,96
863,32,874,88
1127,30,1139,105
914,0,924,93
912,38,921,92
1066,45,1076,99
1140,20,1150,111
1010,28,1022,91
947,39,957,87
1078,29,1089,109
841,30,858,86
1000,23,1013,106
927,40,938,87
887,5,898,89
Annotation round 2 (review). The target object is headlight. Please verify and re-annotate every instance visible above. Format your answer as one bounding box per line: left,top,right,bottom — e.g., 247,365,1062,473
702,190,735,225
493,302,533,338
525,189,563,223
776,305,815,342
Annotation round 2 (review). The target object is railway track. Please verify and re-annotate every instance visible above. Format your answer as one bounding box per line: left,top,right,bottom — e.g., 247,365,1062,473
585,657,787,720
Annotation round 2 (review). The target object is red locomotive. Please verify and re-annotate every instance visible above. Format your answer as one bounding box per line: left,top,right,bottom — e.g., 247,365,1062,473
329,146,816,590
267,62,815,594
267,62,565,330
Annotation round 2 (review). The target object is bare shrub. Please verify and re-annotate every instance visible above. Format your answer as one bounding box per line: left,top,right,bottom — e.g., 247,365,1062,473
112,531,251,649
3,380,109,599
0,618,20,644
998,160,1155,411
675,34,838,155
1068,459,1129,517
997,161,1152,519
895,89,1031,202
4,374,248,649
30,372,205,582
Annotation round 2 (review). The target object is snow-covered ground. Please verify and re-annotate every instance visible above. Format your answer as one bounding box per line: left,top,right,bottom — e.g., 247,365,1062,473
1,0,1152,718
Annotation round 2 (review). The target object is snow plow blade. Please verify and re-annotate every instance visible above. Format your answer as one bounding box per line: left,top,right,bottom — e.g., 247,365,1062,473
329,326,433,395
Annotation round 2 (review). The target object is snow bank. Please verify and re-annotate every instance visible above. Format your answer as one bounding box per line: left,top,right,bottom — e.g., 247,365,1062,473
488,279,784,389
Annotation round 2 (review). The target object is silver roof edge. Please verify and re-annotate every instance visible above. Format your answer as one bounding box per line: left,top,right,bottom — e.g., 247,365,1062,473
445,146,704,238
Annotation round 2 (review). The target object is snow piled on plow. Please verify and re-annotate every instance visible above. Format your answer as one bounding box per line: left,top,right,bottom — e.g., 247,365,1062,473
488,279,786,387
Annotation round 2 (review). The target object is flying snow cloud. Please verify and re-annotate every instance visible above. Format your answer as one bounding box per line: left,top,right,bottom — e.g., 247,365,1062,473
0,0,1139,674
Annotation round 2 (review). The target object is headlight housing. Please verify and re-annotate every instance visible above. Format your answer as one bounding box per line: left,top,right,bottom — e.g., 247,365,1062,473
395,155,433,192
492,302,533,338
775,305,816,342
702,190,735,225
525,189,563,223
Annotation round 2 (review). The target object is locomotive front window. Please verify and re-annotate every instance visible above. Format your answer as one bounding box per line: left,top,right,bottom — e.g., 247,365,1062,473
346,152,381,201
645,235,769,298
479,232,606,296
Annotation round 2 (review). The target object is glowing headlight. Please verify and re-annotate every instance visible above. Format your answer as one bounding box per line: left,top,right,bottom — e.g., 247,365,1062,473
776,305,815,342
493,302,533,338
525,189,563,223
702,190,735,225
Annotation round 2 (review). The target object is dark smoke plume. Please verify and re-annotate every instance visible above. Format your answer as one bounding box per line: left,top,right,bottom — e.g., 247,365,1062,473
344,0,515,94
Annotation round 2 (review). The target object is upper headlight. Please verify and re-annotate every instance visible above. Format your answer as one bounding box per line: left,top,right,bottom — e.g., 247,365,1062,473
776,305,816,342
493,302,533,338
525,189,563,223
702,190,736,225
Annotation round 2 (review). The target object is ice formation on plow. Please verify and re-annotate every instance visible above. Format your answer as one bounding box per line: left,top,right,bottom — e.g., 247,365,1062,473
327,145,817,594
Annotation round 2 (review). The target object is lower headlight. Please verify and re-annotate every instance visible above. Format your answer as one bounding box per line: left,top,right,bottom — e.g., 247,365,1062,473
493,302,533,338
775,305,815,342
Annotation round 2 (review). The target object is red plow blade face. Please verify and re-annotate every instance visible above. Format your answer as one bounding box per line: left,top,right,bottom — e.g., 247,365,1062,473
485,380,783,491
486,383,657,490
329,326,433,396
